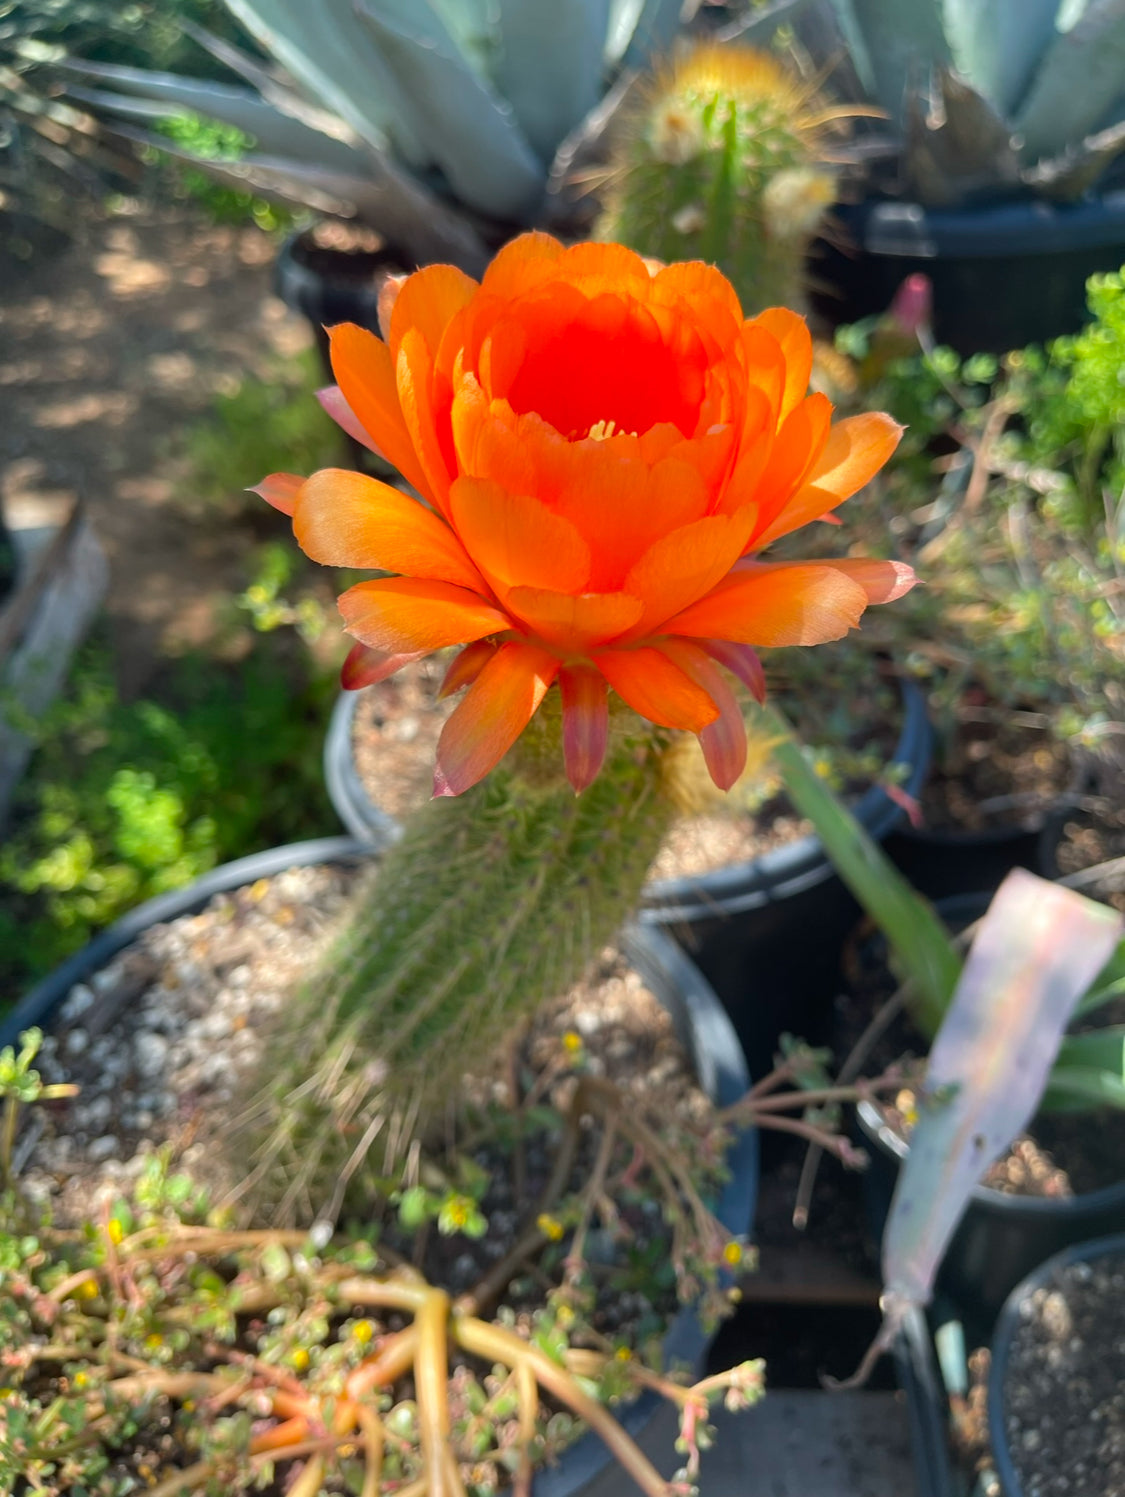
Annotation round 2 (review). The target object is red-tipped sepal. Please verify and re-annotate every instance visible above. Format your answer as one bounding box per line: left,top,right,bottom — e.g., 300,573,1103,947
559,666,609,794
662,640,748,792
701,639,767,704
251,472,304,516
316,386,384,458
438,639,496,699
341,641,421,691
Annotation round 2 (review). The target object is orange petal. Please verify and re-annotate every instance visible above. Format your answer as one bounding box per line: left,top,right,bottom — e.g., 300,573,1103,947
251,472,303,516
807,412,902,500
316,386,384,457
396,328,454,515
591,646,719,733
751,412,903,552
818,557,917,603
293,469,484,590
557,240,656,298
650,261,744,353
664,563,871,646
438,639,497,698
328,324,432,501
504,587,642,650
341,641,422,690
621,511,756,637
449,477,590,595
377,273,407,339
338,577,509,655
739,322,787,431
388,263,478,363
559,666,609,794
661,639,748,791
751,392,834,535
433,640,559,796
748,308,813,423
479,231,566,300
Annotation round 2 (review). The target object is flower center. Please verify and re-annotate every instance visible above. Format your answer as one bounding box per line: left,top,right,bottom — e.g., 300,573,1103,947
504,296,705,441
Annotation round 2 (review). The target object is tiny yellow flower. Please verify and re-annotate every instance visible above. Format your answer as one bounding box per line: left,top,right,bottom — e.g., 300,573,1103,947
614,1346,632,1362
76,1277,99,1300
73,1371,89,1389
290,1347,310,1372
562,1030,583,1055
351,1319,375,1344
106,1219,124,1246
722,1241,744,1268
555,1304,575,1329
145,1332,164,1351
182,1399,195,1412
537,1213,565,1242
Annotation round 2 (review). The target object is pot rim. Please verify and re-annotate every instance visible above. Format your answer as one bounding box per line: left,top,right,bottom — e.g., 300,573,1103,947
4,842,760,1497
325,677,933,926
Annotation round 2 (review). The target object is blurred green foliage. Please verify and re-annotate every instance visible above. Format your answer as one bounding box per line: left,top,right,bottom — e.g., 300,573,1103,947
831,270,1125,761
179,348,342,514
147,111,301,231
0,621,338,996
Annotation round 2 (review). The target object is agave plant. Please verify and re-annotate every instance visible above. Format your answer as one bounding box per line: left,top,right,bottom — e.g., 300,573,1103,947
806,0,1125,204
58,0,688,272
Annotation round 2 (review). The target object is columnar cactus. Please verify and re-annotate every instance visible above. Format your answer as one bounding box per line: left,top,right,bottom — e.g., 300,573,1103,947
599,44,839,314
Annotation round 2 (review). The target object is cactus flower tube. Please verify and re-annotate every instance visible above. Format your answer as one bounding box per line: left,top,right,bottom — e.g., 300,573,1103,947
263,233,912,796
249,237,913,1217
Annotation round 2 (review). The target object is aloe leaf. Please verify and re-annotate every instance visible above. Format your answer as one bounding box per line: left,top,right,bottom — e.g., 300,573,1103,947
495,0,610,163
177,18,364,148
56,60,365,170
107,123,489,272
355,0,545,220
219,0,427,165
1014,0,1125,160
1044,1062,1125,1109
610,0,684,70
1074,936,1125,1016
758,702,961,1035
941,0,1061,120
881,869,1123,1317
829,0,951,123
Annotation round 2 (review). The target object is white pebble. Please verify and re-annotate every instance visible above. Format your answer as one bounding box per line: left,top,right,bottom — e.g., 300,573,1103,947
61,983,95,1021
64,1029,89,1057
87,1135,120,1163
134,1031,169,1078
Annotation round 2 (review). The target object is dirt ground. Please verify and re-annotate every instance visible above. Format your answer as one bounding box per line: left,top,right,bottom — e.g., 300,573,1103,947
0,200,318,691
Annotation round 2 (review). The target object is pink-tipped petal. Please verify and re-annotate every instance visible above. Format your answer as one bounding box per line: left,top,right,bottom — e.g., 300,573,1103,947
559,666,609,794
439,639,496,699
378,273,408,340
662,640,748,791
701,639,767,704
433,641,559,797
341,642,422,690
251,472,304,515
316,386,385,457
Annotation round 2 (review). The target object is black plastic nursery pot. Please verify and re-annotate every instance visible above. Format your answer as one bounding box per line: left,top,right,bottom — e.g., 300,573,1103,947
325,679,932,1085
813,190,1125,355
641,677,933,1086
857,1098,1125,1330
3,843,759,1497
854,884,1125,1327
882,806,1067,904
988,1231,1125,1497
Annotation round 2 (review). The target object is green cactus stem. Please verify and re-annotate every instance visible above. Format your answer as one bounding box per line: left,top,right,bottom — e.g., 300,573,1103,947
600,43,842,314
236,707,678,1224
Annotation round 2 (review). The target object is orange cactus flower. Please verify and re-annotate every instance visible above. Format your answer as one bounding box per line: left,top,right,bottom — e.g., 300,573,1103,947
258,234,912,797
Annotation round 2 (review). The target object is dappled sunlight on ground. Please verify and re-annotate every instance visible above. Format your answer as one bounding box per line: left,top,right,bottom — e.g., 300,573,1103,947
0,200,326,691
